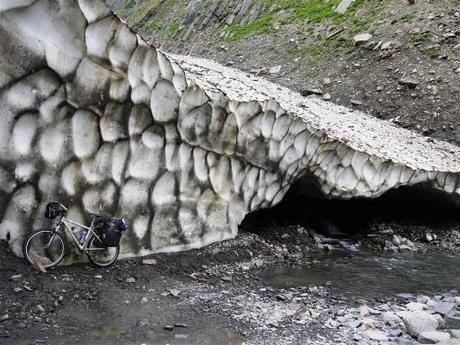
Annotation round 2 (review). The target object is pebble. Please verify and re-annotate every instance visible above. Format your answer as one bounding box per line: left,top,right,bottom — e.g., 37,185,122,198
350,99,363,106
163,325,174,330
323,93,331,101
10,274,22,281
142,259,157,265
399,77,419,89
95,275,102,279
353,32,373,46
0,314,9,322
269,65,282,75
168,289,181,297
125,277,136,283
141,297,148,304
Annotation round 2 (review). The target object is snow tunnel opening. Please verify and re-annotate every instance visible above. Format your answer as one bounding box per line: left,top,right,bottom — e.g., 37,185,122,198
240,181,460,238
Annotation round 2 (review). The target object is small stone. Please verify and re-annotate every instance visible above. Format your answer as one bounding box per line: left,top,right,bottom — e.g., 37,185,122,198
175,334,188,339
11,274,22,281
418,331,451,344
381,41,394,50
269,65,282,75
323,77,332,85
353,32,373,46
399,77,419,89
276,294,287,301
163,325,174,330
141,297,148,304
137,320,149,327
0,314,8,322
168,289,181,297
142,259,157,265
323,93,331,101
222,276,232,282
376,85,384,91
350,99,363,106
364,329,388,341
301,88,323,96
335,0,355,14
125,277,136,283
382,311,402,325
37,305,45,313
95,275,102,279
174,323,189,328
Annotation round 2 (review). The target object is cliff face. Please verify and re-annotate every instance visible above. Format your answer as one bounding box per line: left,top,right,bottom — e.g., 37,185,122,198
0,0,459,259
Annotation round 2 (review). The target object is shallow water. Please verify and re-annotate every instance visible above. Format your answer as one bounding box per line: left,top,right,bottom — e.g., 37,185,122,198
261,250,460,300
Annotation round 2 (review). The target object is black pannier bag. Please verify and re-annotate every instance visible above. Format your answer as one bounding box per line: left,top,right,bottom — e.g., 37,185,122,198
94,217,128,247
45,202,66,219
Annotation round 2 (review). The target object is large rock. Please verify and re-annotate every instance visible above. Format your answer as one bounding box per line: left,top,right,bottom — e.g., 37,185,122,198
0,0,459,259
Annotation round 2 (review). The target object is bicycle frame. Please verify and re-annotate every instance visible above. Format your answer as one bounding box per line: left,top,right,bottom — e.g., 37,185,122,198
56,216,104,252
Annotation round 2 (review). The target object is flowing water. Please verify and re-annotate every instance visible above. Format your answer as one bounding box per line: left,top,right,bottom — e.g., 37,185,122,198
261,250,460,300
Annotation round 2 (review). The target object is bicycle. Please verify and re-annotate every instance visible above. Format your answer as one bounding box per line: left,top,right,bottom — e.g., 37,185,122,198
23,202,128,269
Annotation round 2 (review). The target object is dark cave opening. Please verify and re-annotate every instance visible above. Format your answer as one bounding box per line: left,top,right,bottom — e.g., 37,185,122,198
240,182,460,238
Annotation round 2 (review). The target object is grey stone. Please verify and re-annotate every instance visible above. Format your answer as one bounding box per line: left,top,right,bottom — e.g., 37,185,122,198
399,78,419,89
353,33,373,46
449,329,460,339
269,65,282,75
335,0,355,14
142,259,158,265
445,313,460,329
398,311,439,337
125,277,136,283
418,331,451,344
364,329,388,341
433,302,455,316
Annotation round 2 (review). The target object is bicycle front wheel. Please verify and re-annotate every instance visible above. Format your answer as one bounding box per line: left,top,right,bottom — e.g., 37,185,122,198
23,229,66,269
86,235,119,267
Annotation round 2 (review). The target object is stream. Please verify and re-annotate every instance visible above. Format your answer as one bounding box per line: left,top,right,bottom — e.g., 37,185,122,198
260,249,460,301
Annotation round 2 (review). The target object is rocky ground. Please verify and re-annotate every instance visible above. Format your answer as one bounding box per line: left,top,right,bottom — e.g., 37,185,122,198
107,0,460,146
1,222,459,345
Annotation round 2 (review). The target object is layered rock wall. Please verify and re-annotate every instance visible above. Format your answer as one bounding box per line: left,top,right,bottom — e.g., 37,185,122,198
0,0,459,258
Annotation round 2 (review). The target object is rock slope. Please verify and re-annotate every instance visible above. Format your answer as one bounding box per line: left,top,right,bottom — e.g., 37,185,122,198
0,0,459,259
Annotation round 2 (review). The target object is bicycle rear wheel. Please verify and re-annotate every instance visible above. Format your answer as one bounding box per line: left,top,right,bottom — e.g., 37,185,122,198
23,229,66,269
86,235,119,267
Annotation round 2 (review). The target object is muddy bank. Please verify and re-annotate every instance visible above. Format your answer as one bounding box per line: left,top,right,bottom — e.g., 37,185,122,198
1,222,460,345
